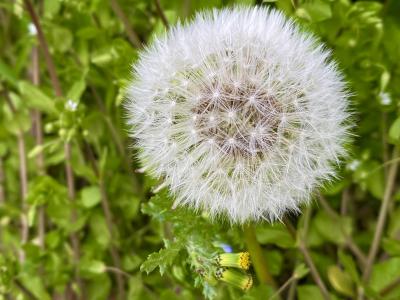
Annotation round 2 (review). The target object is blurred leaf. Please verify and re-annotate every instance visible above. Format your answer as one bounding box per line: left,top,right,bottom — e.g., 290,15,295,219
313,211,352,245
370,257,400,297
297,0,332,22
294,263,309,279
256,223,295,248
327,265,355,297
389,117,400,143
297,285,324,300
18,81,57,114
81,186,101,208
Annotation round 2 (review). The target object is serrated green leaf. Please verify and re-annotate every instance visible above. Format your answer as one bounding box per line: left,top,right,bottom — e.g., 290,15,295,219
18,81,57,114
140,242,182,275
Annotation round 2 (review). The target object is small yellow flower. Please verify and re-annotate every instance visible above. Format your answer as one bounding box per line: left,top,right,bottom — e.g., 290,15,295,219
217,252,251,270
215,268,253,291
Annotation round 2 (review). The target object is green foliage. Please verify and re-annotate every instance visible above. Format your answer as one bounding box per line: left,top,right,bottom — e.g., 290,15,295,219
0,0,400,299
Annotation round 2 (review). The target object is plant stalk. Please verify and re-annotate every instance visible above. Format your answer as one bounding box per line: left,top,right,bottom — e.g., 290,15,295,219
363,147,399,281
243,224,276,288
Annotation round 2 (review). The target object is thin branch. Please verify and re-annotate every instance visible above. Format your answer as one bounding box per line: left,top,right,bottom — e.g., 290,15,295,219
286,208,331,300
109,0,142,48
318,194,367,267
243,224,277,289
85,143,125,300
380,276,400,296
24,0,62,97
340,188,350,216
0,157,5,204
4,93,29,263
154,0,169,29
14,279,38,300
30,45,46,250
270,275,296,299
105,266,132,278
88,85,143,199
363,147,399,281
23,1,83,297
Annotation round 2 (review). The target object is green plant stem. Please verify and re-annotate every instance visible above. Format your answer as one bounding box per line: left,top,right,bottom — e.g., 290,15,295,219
243,224,276,288
363,146,399,282
270,275,296,299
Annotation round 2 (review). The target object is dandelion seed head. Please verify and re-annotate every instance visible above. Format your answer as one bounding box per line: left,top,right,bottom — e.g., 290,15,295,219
126,7,350,223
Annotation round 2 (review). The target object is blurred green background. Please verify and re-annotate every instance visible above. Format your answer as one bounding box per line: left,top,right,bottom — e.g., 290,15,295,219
1,0,400,299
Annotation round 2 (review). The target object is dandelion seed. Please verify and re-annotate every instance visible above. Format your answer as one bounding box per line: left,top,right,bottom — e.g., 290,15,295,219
126,7,350,223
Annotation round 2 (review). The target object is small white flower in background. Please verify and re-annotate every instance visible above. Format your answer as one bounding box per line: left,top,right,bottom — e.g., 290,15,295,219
379,92,391,106
28,23,37,36
65,99,78,111
126,7,350,223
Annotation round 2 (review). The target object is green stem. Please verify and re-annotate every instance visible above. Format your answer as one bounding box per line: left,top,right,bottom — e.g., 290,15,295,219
243,224,276,288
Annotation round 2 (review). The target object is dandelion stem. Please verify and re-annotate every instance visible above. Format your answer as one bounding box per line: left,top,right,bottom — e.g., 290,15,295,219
243,224,277,289
363,146,399,282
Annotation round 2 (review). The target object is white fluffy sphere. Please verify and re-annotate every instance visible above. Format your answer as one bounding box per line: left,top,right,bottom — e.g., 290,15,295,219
126,7,350,223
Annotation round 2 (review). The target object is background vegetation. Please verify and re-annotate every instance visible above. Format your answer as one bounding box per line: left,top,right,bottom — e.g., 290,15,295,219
1,0,400,299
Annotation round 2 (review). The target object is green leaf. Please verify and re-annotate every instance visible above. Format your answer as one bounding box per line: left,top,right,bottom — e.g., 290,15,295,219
18,81,57,114
327,265,355,297
313,211,352,245
81,186,101,208
81,260,106,275
140,241,182,275
382,238,400,257
66,79,87,102
294,263,309,279
256,223,295,248
51,26,73,53
19,273,51,300
297,285,324,300
338,251,361,284
297,0,332,22
89,212,111,247
370,257,400,297
389,117,400,143
0,59,18,86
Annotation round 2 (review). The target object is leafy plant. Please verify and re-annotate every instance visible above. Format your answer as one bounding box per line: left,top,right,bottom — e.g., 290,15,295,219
0,0,399,299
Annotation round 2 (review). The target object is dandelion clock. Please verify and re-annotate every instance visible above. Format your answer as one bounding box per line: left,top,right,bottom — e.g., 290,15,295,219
126,7,350,224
